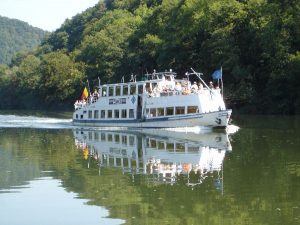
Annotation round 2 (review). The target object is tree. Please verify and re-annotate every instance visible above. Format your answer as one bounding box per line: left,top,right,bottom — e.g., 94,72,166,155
77,9,141,83
38,51,85,107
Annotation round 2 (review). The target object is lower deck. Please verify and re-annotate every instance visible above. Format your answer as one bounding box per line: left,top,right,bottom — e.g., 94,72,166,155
73,109,231,128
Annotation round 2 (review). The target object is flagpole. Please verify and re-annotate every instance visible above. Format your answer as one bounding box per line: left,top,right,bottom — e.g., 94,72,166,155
87,79,91,96
221,66,223,96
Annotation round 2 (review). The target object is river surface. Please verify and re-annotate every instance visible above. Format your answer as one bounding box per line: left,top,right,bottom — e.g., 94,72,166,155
0,113,299,225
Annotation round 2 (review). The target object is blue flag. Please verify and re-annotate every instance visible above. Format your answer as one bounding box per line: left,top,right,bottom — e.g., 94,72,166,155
212,69,222,80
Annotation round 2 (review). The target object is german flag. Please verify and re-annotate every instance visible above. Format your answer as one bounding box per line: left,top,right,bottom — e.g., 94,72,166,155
80,87,88,100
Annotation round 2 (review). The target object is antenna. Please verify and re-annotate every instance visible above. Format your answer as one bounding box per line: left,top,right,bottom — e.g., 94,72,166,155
98,77,101,87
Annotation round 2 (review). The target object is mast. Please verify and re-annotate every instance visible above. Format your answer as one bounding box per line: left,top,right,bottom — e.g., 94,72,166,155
221,66,224,97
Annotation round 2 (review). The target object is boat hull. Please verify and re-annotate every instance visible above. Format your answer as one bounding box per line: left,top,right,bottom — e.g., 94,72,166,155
72,109,231,128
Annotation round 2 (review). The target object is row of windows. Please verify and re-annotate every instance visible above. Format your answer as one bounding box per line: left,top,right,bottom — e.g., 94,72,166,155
101,84,144,97
146,106,198,117
86,132,136,146
88,109,135,119
146,138,200,152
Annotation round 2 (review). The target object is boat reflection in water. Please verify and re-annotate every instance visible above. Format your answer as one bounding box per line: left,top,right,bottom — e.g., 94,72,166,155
73,129,232,188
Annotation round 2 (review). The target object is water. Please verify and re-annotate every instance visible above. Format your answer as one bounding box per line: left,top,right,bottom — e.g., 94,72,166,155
0,114,299,225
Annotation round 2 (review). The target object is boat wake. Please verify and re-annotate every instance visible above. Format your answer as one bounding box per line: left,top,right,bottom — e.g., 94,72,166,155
0,115,73,129
226,124,240,134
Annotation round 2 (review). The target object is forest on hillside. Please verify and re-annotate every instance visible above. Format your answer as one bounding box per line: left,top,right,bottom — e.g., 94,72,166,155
0,16,47,64
0,0,299,113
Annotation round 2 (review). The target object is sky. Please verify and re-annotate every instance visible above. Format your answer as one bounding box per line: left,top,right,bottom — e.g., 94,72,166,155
0,0,100,31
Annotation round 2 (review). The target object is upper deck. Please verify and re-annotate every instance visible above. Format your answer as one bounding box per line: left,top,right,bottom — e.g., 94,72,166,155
73,70,229,125
75,70,224,109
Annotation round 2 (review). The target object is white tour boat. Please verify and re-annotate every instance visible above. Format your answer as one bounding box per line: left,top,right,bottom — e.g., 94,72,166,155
73,69,232,128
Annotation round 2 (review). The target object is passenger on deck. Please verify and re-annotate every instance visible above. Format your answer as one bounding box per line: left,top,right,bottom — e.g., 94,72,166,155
191,81,198,93
152,86,161,97
182,81,190,95
74,100,79,110
89,95,93,103
82,99,87,106
174,82,182,95
209,81,214,89
93,89,99,102
198,82,203,90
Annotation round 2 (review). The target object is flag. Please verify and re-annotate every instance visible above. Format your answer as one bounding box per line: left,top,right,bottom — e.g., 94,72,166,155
212,69,222,80
80,87,88,100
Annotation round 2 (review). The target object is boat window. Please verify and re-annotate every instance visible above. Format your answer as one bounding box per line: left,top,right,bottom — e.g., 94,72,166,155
88,132,92,140
188,145,199,152
175,107,185,115
122,135,127,145
94,110,99,119
150,108,156,117
108,86,114,96
138,85,143,94
116,86,121,96
102,86,107,96
187,106,198,114
101,110,105,118
130,85,136,95
175,143,185,152
158,141,165,150
150,139,157,148
108,110,112,118
107,134,113,142
88,110,92,119
123,85,128,95
76,114,78,119
166,107,174,116
129,136,135,146
167,143,174,151
121,149,127,156
114,134,120,143
121,109,127,118
101,133,106,141
94,132,99,141
157,108,164,117
114,109,119,118
129,109,134,118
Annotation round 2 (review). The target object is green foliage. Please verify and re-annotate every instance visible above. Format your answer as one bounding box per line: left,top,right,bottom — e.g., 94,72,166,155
46,31,69,51
17,55,41,90
0,16,48,64
76,9,141,82
0,0,299,113
38,51,86,106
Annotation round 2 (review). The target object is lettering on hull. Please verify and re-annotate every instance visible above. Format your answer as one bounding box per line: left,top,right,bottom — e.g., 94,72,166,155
109,98,126,105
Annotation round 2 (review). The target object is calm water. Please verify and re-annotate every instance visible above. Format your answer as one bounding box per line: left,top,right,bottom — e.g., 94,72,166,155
0,114,299,225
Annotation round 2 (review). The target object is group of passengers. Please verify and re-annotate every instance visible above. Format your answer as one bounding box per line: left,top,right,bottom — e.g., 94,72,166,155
74,89,100,110
148,80,216,97
74,99,86,110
